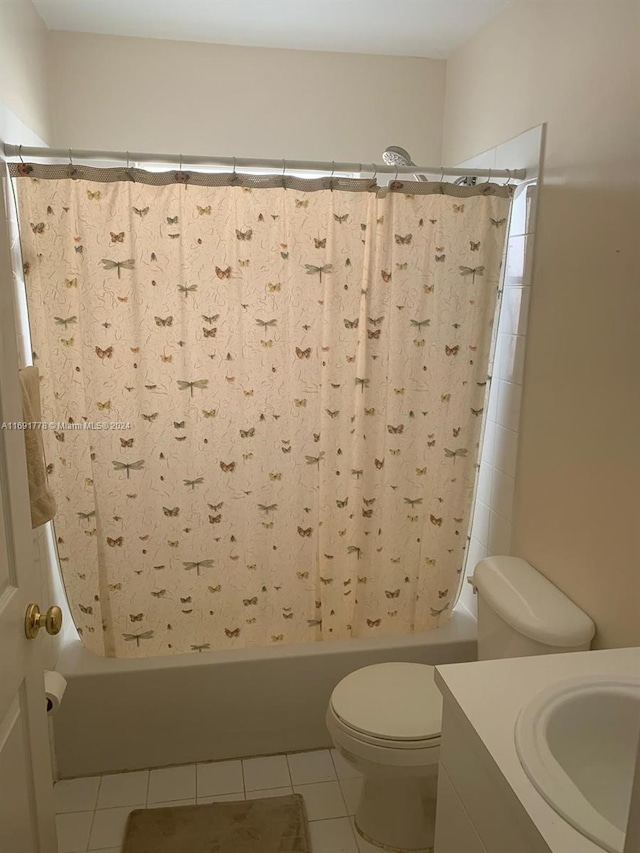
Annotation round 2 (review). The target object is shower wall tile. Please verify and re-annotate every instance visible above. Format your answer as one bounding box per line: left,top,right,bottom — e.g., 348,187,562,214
476,462,492,507
496,381,523,433
492,469,516,524
494,334,526,385
466,538,489,576
500,286,531,336
460,125,542,616
478,419,497,468
493,426,519,479
470,500,491,550
488,510,512,555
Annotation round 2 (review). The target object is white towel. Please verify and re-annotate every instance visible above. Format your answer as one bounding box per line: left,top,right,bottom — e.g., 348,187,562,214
19,366,57,528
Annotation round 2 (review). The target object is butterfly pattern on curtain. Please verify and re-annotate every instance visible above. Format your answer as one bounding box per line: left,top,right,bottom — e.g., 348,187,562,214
13,166,511,657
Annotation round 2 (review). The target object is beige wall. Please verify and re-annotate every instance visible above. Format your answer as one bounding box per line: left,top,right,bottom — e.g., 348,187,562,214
443,0,640,648
47,31,445,164
0,0,51,142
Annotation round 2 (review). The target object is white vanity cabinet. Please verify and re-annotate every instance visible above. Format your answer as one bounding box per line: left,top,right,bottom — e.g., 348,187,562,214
435,764,488,853
434,697,551,853
433,651,640,853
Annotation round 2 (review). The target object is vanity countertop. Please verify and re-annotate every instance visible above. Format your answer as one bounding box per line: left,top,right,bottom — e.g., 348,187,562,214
435,646,640,853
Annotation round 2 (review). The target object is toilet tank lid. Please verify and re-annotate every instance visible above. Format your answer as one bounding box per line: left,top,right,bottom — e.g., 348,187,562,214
473,557,596,647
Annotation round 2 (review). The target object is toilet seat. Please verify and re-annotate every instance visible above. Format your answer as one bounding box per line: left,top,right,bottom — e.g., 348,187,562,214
329,663,443,748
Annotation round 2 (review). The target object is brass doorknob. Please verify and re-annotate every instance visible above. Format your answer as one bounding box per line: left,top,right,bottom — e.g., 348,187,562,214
25,604,63,639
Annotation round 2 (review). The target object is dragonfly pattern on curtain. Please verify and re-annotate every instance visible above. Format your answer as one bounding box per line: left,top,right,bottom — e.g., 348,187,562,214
14,168,511,657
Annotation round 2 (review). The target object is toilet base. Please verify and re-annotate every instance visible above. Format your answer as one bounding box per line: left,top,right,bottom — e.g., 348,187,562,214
353,763,438,853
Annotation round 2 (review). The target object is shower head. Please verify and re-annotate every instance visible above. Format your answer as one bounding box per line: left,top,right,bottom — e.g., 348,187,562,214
381,146,428,181
382,146,415,168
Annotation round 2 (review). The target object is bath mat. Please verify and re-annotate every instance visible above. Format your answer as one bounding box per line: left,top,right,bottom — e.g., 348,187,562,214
121,793,310,853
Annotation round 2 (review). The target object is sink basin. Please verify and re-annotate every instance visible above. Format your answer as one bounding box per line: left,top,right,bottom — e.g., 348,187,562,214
515,675,640,853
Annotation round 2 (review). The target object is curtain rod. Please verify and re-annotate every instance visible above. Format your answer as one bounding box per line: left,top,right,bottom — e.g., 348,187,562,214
3,144,526,181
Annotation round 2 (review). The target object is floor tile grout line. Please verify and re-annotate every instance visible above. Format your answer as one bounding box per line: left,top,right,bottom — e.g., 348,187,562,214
84,775,103,852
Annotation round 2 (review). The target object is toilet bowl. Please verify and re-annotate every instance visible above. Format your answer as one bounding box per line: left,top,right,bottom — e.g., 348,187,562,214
326,557,596,851
326,662,442,852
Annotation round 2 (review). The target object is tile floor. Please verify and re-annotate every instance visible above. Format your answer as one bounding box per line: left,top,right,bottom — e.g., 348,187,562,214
54,748,388,853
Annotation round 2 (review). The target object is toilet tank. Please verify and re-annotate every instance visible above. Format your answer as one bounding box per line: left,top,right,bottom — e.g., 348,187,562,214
472,556,596,661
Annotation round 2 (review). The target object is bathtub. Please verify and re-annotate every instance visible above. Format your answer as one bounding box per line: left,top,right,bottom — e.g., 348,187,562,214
53,609,477,779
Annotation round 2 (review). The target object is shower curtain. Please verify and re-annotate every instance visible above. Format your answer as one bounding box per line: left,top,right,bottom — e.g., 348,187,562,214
12,163,512,657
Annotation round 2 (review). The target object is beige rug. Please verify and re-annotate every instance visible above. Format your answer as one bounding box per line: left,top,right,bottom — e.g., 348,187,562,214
122,794,310,853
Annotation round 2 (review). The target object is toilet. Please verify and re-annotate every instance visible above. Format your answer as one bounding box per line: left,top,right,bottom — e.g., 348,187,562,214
326,556,596,852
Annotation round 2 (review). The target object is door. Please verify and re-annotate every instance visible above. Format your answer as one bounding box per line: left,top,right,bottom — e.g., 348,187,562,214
0,172,58,851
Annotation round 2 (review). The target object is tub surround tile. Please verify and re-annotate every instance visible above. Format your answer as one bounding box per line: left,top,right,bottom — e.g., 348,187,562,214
500,286,531,338
55,811,94,853
492,468,516,523
293,780,348,821
339,777,363,815
496,380,523,433
147,764,196,804
476,462,492,506
242,754,291,791
96,770,149,809
330,749,362,781
493,424,519,478
88,804,143,850
54,776,101,814
245,786,293,800
308,816,359,853
504,236,528,285
196,759,243,797
470,499,491,549
488,510,512,554
287,749,336,785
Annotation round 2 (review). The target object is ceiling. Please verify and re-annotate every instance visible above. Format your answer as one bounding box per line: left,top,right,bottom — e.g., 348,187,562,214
32,0,510,58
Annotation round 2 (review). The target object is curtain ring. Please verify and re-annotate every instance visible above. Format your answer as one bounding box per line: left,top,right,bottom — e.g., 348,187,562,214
330,160,335,191
485,168,492,184
440,167,445,183
126,151,130,169
503,168,511,186
232,156,237,175
371,163,377,181
179,153,183,171
18,145,24,163
68,149,73,166
281,158,287,190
